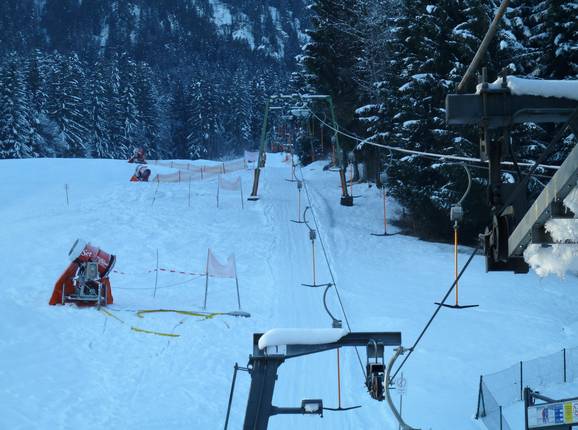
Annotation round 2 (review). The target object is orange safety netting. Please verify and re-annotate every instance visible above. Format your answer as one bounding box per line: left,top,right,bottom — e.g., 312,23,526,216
150,158,247,183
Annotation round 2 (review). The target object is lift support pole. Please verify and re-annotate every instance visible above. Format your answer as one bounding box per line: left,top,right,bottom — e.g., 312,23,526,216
249,100,271,200
301,94,352,206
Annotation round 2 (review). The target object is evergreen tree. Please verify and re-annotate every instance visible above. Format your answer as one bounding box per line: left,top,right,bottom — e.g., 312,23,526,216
117,57,139,156
46,54,89,157
86,62,110,158
187,77,221,159
301,0,362,148
169,81,192,159
531,1,578,80
0,55,33,158
25,50,51,156
134,62,160,157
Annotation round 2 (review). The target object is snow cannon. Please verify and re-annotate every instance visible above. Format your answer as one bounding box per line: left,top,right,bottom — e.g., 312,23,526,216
49,239,115,308
130,165,151,182
128,147,146,164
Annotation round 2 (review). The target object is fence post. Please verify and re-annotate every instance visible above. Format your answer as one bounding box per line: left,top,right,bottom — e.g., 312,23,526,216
499,406,503,430
562,348,567,382
520,361,524,400
475,375,485,419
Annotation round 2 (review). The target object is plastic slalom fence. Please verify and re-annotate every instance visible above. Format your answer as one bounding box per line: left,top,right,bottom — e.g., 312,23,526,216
476,347,578,429
150,158,246,183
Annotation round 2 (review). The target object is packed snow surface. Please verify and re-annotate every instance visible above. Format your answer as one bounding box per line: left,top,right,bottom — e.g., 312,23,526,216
258,328,349,349
1,155,578,430
477,76,578,101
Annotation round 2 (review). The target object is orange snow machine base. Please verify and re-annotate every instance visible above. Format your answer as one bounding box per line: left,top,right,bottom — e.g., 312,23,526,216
49,262,113,306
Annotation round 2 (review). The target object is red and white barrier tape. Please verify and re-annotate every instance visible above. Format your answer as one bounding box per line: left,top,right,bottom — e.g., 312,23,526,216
113,268,206,277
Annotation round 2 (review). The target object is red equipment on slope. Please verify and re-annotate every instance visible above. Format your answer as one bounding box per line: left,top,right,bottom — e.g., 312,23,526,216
128,147,146,164
49,239,115,307
130,165,151,182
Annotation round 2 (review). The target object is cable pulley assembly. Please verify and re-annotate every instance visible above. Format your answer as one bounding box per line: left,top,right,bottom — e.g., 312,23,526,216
301,206,332,288
366,340,386,402
290,180,306,224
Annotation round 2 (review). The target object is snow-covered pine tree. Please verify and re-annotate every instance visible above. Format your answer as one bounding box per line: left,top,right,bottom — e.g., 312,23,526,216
530,1,578,165
226,67,253,155
25,50,50,156
498,0,541,76
117,56,139,158
134,62,160,157
495,0,548,187
46,53,89,157
385,0,456,238
86,61,110,158
104,56,124,158
187,76,221,159
0,54,33,158
531,1,578,80
301,0,362,148
352,0,399,182
169,81,192,160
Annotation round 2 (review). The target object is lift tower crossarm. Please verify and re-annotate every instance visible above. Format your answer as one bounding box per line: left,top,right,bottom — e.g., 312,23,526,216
242,330,401,430
251,331,402,359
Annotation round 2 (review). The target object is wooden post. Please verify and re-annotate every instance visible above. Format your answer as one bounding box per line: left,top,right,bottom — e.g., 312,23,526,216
234,261,241,310
217,175,220,208
64,184,69,207
240,178,244,209
153,249,159,298
151,180,160,207
203,250,210,310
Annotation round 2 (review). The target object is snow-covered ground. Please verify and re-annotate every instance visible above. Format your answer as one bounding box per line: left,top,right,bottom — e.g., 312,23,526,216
1,155,577,429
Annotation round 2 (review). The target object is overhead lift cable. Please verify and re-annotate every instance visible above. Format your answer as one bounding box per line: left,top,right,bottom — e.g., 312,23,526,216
305,107,561,171
297,163,367,378
389,245,480,382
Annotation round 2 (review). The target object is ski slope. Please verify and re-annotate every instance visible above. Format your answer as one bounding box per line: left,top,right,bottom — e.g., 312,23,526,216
1,155,577,430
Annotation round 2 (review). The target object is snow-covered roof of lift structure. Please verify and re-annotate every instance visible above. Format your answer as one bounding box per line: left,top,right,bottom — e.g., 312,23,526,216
477,76,578,101
257,328,349,350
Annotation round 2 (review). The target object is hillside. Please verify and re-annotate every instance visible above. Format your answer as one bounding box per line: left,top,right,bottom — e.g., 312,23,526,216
0,0,308,161
1,156,577,429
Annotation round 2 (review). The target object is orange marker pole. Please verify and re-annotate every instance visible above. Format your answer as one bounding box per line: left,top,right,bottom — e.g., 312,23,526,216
454,223,459,306
312,240,316,286
337,348,342,409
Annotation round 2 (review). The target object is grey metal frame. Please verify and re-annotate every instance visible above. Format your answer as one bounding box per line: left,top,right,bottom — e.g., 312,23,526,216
446,77,578,272
241,331,402,430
